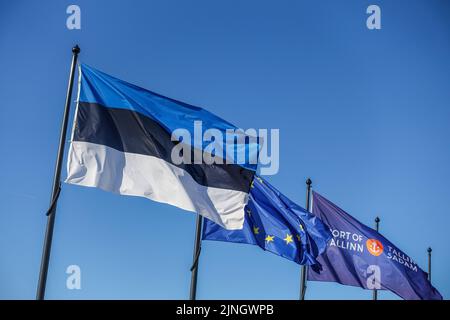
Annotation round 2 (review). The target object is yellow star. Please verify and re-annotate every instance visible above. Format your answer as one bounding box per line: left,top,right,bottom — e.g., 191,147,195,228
250,180,255,188
265,235,274,243
256,176,264,184
253,226,260,235
246,209,251,216
284,234,293,245
296,234,301,242
299,224,304,231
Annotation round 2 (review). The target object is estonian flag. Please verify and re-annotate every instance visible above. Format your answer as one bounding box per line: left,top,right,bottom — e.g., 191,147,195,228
66,64,259,230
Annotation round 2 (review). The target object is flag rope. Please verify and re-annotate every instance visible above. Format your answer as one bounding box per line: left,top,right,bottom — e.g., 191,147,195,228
190,246,202,272
45,183,61,216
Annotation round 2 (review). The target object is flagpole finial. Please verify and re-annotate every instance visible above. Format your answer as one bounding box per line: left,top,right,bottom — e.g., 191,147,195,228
306,178,312,186
72,45,80,54
375,216,380,223
428,247,432,254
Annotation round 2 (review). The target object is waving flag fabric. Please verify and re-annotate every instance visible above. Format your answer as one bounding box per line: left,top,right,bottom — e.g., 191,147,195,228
66,64,259,230
202,176,332,265
308,191,442,300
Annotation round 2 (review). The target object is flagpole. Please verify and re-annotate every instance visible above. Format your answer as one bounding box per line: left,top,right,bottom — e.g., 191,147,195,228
427,247,432,282
299,178,312,300
189,213,204,300
36,45,80,300
372,216,380,301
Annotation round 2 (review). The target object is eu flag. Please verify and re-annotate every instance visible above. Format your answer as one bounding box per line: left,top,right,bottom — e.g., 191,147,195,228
202,176,332,265
308,191,442,300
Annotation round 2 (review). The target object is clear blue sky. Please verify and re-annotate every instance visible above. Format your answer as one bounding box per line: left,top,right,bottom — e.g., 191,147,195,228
1,0,449,299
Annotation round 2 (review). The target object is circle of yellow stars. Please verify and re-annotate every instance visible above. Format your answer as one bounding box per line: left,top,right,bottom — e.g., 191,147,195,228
247,177,304,248
248,208,303,247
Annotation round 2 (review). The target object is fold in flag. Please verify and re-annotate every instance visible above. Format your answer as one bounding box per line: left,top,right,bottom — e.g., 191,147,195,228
308,192,442,300
202,176,332,265
66,64,260,230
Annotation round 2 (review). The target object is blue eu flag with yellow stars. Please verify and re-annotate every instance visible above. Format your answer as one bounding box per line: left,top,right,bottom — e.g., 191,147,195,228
202,176,332,265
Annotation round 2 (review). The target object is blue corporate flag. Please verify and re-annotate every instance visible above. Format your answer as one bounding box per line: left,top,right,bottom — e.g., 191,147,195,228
202,176,332,265
66,64,260,230
308,191,442,300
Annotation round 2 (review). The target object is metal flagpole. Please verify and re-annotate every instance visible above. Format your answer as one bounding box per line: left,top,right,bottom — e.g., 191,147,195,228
427,247,432,282
189,213,204,300
36,45,80,300
372,216,380,300
299,178,312,300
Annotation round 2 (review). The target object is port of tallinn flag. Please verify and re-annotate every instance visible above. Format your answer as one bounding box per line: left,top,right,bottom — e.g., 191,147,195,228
308,191,442,300
66,64,260,230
